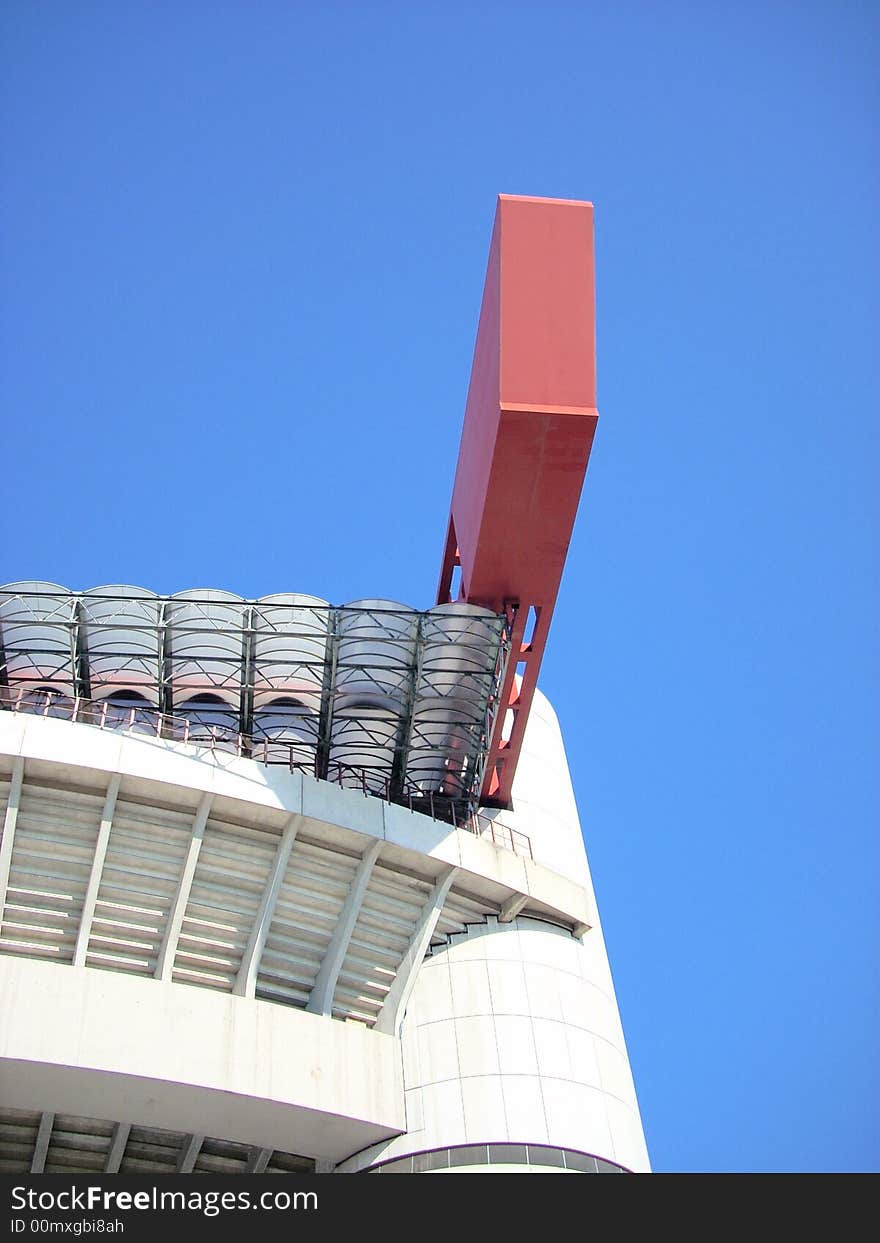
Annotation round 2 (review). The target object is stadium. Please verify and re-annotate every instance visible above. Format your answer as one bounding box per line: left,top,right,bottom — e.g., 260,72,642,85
0,195,649,1176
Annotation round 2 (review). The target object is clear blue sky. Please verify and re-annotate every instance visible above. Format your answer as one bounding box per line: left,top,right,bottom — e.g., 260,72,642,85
2,2,877,1173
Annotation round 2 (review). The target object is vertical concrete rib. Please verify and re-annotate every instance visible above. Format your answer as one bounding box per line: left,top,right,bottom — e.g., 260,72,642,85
177,1134,203,1173
0,756,24,929
374,866,458,1035
73,773,121,967
155,792,213,981
31,1112,54,1173
233,814,301,998
306,839,382,1016
104,1122,131,1173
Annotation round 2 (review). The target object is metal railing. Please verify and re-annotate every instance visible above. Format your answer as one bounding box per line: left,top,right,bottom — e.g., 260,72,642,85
0,686,532,859
0,586,509,815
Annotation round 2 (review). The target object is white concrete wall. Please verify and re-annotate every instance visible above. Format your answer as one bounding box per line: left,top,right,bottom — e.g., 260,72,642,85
339,917,649,1173
0,687,649,1174
494,688,591,881
0,956,404,1164
0,710,593,934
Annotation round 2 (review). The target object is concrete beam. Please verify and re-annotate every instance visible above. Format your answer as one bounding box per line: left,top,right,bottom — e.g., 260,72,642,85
0,756,25,925
245,1147,271,1173
233,814,301,998
104,1122,130,1173
31,1111,54,1173
177,1133,203,1173
499,892,528,923
306,839,382,1016
374,867,457,1035
74,774,121,967
155,793,212,981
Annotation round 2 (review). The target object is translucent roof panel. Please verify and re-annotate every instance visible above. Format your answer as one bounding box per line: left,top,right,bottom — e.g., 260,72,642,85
82,586,162,705
251,593,330,713
329,705,399,794
0,582,77,692
404,602,506,796
167,589,246,708
0,584,507,816
251,701,319,770
334,600,419,712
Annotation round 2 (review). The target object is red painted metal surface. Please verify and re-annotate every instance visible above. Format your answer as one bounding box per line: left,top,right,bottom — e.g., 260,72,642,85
438,195,598,807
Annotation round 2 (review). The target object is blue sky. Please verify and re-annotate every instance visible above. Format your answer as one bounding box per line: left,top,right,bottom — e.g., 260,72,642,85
2,2,877,1173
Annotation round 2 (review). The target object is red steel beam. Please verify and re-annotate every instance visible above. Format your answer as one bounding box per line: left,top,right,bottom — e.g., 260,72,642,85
437,194,598,807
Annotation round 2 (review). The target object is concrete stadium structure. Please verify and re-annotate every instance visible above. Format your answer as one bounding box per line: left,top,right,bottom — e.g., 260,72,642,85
0,196,650,1175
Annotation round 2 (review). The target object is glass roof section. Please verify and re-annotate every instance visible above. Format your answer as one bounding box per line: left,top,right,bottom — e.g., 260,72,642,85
0,583,509,819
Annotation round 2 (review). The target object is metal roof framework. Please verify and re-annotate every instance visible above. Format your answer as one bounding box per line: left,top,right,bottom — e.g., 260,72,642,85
0,583,509,820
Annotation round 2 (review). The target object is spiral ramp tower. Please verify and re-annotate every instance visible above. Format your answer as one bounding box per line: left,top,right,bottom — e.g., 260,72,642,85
0,196,650,1176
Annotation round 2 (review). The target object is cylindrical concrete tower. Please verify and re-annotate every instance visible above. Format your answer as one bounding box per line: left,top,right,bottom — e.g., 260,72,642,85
339,690,649,1174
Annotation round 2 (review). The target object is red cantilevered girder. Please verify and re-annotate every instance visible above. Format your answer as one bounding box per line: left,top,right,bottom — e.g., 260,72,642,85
437,194,598,808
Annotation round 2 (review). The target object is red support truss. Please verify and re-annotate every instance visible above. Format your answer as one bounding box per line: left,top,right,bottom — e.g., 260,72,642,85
437,195,598,807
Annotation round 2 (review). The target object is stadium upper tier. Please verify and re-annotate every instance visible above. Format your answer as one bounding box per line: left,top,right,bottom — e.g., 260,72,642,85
0,583,508,819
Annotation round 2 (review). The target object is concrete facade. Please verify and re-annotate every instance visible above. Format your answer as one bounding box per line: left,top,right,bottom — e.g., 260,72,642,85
0,690,649,1174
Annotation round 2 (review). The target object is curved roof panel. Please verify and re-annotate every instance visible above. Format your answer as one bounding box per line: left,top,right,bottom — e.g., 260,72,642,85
0,584,507,816
167,589,246,709
251,592,330,712
82,585,161,704
0,581,76,693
